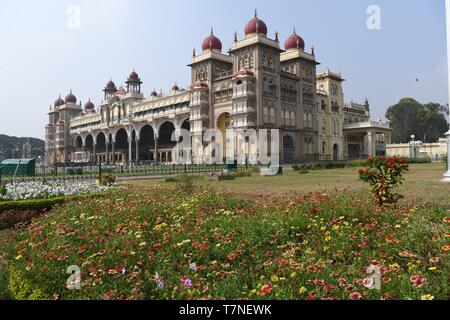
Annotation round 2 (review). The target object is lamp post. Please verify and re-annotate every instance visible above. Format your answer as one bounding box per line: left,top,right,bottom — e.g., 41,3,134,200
444,0,450,182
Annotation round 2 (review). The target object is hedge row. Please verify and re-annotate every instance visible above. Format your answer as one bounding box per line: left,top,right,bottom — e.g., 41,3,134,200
0,197,67,214
292,162,346,172
0,193,106,215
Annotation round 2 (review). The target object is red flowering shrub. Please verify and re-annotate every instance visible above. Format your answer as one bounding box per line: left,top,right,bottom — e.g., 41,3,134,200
359,156,409,206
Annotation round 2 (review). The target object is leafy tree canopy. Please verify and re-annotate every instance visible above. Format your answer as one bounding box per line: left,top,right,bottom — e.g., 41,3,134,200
385,98,449,143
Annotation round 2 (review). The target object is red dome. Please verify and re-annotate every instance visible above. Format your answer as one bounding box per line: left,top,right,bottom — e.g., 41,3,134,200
172,83,179,91
150,89,158,97
65,90,77,104
106,80,116,89
285,31,305,51
54,95,65,107
202,30,222,52
84,99,95,111
244,11,268,36
129,71,140,81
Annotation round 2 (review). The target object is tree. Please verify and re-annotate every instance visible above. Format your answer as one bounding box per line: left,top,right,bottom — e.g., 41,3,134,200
386,98,449,143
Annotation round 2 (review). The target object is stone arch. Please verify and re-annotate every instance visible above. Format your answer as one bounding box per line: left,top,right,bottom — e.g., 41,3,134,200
75,136,83,150
155,120,176,138
158,121,177,150
139,124,156,161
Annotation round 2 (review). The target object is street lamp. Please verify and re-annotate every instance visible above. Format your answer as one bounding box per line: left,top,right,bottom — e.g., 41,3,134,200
443,0,450,182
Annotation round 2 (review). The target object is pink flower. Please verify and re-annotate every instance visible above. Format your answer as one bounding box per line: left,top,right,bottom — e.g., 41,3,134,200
350,292,363,300
360,278,375,289
410,276,426,288
184,278,193,288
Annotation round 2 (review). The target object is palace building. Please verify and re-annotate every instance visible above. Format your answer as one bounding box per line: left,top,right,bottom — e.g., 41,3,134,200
45,11,391,166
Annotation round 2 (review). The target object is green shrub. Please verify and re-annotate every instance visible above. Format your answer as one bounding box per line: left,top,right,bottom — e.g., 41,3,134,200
231,170,253,178
174,174,194,192
0,185,6,196
0,197,67,214
404,157,432,164
97,173,116,186
347,160,369,168
0,260,13,300
359,156,409,206
8,266,50,300
164,176,179,183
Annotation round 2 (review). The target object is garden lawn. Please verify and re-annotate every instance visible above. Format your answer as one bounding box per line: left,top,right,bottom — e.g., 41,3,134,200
126,162,450,203
0,185,448,300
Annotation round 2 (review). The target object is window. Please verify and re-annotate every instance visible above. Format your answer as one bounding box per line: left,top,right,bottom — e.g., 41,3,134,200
263,106,269,124
269,106,275,124
290,112,295,127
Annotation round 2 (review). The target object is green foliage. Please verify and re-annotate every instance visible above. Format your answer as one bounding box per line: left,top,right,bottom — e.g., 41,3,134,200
0,259,13,300
230,170,253,178
175,174,194,193
0,185,6,196
404,157,432,164
0,197,67,214
97,173,116,186
292,162,346,172
386,98,449,143
346,160,369,168
359,156,409,206
8,266,50,300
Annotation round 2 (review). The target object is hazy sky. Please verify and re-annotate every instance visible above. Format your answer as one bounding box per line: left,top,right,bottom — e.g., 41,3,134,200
0,0,448,139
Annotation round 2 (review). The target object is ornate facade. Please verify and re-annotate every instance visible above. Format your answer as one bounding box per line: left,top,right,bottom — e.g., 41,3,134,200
45,12,391,166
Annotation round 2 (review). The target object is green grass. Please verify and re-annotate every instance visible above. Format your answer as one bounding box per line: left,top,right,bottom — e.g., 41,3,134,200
125,162,450,203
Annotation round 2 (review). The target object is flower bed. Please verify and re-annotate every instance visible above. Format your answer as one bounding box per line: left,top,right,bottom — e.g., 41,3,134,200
0,182,111,201
0,186,448,300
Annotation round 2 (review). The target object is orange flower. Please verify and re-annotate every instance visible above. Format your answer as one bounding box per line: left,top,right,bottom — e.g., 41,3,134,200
442,244,450,251
259,283,273,296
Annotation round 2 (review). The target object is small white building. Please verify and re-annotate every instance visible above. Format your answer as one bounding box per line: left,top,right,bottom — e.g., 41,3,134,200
387,138,447,160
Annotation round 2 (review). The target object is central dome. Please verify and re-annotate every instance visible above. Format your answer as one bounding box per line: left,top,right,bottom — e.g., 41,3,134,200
285,30,305,51
65,90,77,104
202,29,222,52
128,70,140,81
244,11,268,36
84,99,95,111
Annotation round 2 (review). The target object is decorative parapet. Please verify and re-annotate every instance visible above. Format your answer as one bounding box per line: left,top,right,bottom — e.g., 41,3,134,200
344,121,391,130
230,34,280,52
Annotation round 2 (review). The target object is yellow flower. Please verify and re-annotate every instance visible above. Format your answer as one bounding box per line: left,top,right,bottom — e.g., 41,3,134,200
325,236,332,242
271,275,279,283
15,255,23,260
290,272,297,279
421,294,434,300
428,267,437,271
298,287,307,294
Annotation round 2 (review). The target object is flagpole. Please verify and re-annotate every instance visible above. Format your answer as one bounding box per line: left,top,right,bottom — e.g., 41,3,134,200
443,0,450,182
